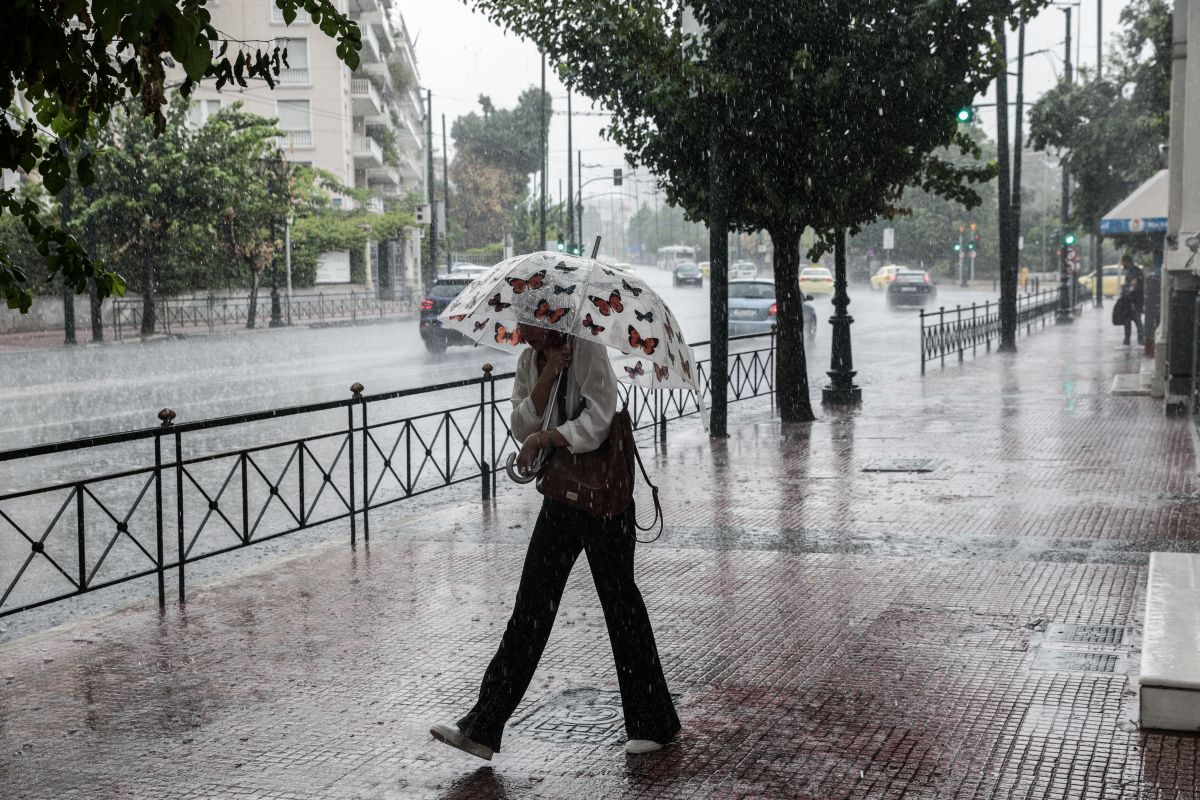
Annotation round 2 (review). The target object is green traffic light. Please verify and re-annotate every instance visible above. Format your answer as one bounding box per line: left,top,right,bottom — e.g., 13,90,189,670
956,107,973,123
556,238,565,252
1063,233,1077,246
954,243,962,252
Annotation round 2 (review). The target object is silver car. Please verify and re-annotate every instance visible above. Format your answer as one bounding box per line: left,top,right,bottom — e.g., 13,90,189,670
727,279,817,341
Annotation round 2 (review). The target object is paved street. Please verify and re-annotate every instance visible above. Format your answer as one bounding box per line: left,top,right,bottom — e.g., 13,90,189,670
2,306,1191,799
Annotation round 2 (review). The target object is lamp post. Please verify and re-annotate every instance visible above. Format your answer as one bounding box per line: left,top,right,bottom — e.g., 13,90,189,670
256,149,288,328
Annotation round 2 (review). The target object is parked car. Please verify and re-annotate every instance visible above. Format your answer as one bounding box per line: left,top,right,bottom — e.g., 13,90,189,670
450,263,491,279
698,260,711,278
614,261,635,273
886,269,937,309
673,261,703,287
1078,264,1124,297
870,264,908,291
419,275,477,353
731,260,758,280
798,266,834,295
728,279,817,341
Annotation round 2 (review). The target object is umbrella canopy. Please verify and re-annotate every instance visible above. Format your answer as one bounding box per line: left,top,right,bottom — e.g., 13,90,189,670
438,251,700,394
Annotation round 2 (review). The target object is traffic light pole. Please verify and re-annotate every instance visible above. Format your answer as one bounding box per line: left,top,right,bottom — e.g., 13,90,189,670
1055,6,1074,325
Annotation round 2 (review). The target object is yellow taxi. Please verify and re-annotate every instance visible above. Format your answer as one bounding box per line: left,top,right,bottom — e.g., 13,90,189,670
698,261,711,278
798,266,835,295
1077,265,1123,297
870,264,907,291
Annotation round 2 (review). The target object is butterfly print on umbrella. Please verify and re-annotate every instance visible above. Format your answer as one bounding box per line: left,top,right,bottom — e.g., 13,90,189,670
628,325,659,356
621,280,643,297
634,309,654,323
589,290,623,316
663,317,675,342
534,299,569,324
654,363,669,382
506,269,546,294
581,314,605,336
554,262,579,273
448,314,467,321
488,293,512,312
624,361,645,379
495,323,523,346
473,318,490,332
680,358,692,379
554,284,577,295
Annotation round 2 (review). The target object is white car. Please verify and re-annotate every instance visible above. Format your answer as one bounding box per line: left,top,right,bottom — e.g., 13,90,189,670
731,261,757,280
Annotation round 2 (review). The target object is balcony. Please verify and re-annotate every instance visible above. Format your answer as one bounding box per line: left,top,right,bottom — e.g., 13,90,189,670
277,67,310,86
277,130,313,149
356,8,392,41
352,133,384,168
367,165,401,189
359,23,386,63
350,78,385,123
365,195,385,214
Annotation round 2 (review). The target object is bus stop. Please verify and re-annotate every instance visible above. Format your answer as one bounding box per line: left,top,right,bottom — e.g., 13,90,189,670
1100,169,1168,358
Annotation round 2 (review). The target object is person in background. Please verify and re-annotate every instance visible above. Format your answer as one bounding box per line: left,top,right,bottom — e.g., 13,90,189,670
1120,254,1144,346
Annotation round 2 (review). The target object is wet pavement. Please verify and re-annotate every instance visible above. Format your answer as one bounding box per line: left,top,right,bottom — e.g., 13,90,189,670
3,306,1192,799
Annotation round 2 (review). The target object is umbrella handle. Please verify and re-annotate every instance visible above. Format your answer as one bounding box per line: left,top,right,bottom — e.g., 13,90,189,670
505,452,538,484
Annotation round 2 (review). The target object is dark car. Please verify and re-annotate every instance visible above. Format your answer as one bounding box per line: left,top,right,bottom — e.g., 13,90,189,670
673,261,703,287
886,269,937,309
419,275,477,353
727,280,817,342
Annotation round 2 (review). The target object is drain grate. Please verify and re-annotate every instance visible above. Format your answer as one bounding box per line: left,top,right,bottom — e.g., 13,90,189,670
514,688,625,744
1046,623,1129,646
1032,650,1123,674
861,458,938,473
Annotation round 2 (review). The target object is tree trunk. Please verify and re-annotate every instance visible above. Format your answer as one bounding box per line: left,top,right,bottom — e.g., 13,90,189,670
246,268,260,329
769,224,816,423
140,257,156,336
995,19,1017,352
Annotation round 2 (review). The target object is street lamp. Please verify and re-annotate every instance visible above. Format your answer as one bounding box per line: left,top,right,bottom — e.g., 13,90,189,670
256,148,289,328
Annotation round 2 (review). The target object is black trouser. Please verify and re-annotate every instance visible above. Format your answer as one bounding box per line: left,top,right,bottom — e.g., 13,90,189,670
1124,301,1144,343
457,499,680,752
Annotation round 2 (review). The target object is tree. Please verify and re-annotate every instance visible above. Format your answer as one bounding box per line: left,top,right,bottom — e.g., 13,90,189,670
1028,0,1171,234
471,0,1040,422
1,0,361,313
449,155,528,249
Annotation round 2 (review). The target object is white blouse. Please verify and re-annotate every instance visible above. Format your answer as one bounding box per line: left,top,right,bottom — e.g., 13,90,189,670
510,338,617,455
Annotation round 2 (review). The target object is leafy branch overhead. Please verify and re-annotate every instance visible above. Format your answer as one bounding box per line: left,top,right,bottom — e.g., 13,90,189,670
1,0,362,312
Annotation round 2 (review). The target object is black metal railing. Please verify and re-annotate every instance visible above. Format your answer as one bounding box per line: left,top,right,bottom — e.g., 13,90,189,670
0,331,776,620
112,291,417,339
920,288,1084,373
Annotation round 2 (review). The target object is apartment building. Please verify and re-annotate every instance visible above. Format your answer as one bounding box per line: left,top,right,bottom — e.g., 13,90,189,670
182,0,426,292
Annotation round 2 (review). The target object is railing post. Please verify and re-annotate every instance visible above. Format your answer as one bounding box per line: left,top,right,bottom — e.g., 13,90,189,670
972,303,979,356
352,291,357,323
481,364,493,500
173,421,185,603
489,369,498,495
75,483,86,594
320,292,325,323
957,304,964,362
154,409,174,608
348,383,362,546
770,323,778,407
920,309,926,375
939,307,946,368
360,385,369,542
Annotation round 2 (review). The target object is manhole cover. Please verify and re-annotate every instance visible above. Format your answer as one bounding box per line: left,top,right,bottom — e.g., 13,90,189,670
862,458,938,473
1046,623,1129,646
1032,650,1123,674
514,688,625,744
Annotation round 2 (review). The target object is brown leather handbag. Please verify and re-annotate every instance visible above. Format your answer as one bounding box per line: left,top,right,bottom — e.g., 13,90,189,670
535,369,663,540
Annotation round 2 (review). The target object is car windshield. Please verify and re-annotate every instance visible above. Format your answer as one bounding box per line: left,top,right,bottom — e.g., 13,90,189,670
896,272,926,283
801,269,829,278
430,280,472,299
729,282,775,300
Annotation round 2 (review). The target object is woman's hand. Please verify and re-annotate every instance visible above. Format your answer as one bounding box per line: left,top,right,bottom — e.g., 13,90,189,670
516,432,547,475
541,341,572,378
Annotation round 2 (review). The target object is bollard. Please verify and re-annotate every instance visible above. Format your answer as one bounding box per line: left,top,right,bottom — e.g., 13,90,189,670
348,382,363,546
972,302,979,356
939,307,946,368
957,304,964,362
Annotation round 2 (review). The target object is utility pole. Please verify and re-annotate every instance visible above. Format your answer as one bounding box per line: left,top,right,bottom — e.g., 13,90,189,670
442,113,451,271
996,19,1015,350
1056,6,1075,324
566,90,574,250
426,90,437,286
540,52,547,252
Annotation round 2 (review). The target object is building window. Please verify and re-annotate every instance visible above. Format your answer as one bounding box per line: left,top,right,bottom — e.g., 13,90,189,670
275,100,312,148
271,5,310,24
275,38,309,85
188,98,222,127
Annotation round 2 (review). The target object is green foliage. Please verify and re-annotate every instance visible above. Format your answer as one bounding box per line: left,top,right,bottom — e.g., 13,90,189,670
1,0,362,312
1028,0,1171,231
451,87,551,176
387,51,416,98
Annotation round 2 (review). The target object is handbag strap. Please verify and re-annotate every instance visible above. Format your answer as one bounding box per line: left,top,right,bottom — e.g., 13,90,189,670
624,401,664,544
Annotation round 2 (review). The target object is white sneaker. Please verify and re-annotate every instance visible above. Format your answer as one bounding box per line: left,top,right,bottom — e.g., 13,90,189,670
430,722,494,761
624,739,664,755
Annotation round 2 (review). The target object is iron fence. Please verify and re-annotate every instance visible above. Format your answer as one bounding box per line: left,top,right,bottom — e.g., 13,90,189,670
0,331,776,620
112,290,417,340
920,288,1084,373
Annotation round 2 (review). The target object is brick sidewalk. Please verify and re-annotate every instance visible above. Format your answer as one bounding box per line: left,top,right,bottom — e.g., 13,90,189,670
2,312,1198,799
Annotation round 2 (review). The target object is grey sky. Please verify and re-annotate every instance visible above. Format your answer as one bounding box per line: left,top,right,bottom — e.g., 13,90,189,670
397,1,1137,213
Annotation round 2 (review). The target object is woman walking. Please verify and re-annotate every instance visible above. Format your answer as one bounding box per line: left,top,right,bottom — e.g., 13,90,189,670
430,323,680,759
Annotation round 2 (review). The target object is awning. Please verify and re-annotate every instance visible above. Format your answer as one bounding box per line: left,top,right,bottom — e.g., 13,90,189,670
1100,169,1168,236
